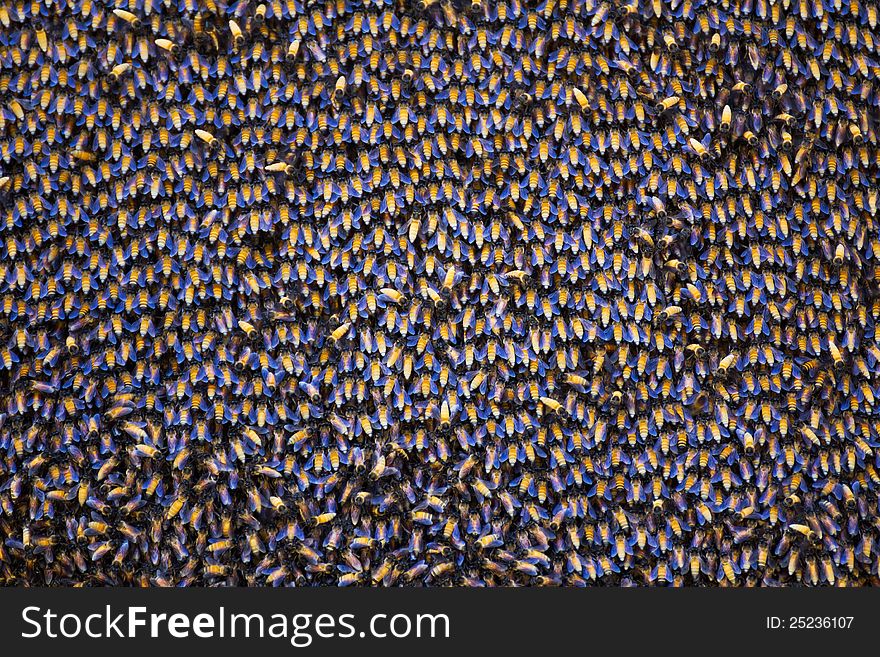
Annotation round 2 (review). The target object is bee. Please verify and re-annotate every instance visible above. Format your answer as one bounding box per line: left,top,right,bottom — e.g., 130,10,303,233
656,95,680,113
229,20,245,49
0,0,876,591
113,9,142,29
195,129,221,153
333,76,347,107
156,39,180,57
108,63,131,84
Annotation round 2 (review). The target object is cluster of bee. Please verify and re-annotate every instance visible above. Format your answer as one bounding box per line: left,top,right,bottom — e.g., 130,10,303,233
1,0,880,587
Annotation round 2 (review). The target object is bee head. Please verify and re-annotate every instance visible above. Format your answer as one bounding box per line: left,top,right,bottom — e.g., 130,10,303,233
516,92,533,111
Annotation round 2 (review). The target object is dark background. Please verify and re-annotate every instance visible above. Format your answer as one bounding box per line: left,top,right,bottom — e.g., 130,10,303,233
0,588,873,656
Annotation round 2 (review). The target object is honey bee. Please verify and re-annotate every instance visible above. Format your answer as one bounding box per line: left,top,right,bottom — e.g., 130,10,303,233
0,0,876,591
